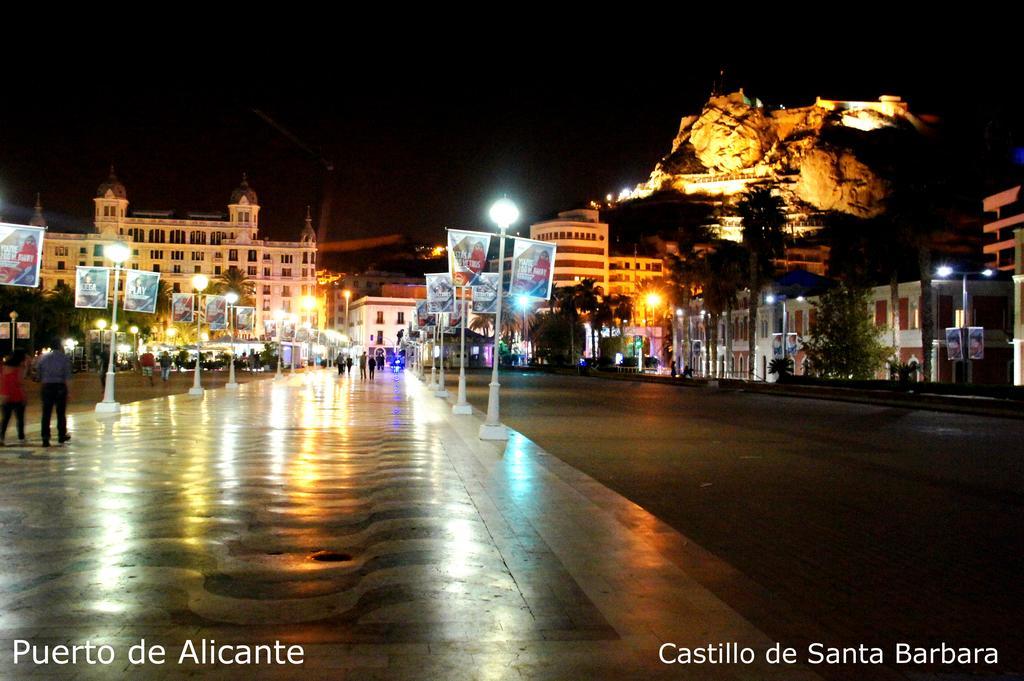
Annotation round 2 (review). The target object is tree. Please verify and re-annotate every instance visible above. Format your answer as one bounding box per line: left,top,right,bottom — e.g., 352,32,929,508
802,284,892,380
704,242,747,377
213,267,255,305
737,186,786,379
664,250,705,372
573,279,600,358
553,285,581,366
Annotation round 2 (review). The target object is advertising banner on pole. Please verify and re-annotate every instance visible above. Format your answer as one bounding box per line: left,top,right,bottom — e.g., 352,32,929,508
508,237,556,300
786,333,799,357
771,333,784,359
235,307,255,332
447,229,492,287
0,223,44,288
205,295,227,330
75,267,110,309
945,327,963,361
281,319,296,342
122,269,161,313
471,273,499,314
263,319,277,339
415,300,436,330
968,326,984,360
445,299,464,334
426,273,455,313
0,324,9,340
171,293,195,323
16,322,30,339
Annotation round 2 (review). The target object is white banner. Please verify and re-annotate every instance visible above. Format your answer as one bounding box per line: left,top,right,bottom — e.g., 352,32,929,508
425,273,455,314
447,228,492,287
508,237,555,300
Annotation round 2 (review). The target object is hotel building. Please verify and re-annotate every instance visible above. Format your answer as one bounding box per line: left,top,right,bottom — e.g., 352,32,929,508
35,170,318,335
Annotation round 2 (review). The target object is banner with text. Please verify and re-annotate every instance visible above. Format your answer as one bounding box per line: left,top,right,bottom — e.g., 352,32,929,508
471,273,500,314
0,223,44,288
171,293,194,323
75,267,110,309
235,307,255,332
16,322,30,339
945,327,963,361
415,300,436,330
205,295,227,331
508,237,555,300
263,319,277,339
447,229,492,287
968,326,984,360
122,269,161,314
426,273,455,314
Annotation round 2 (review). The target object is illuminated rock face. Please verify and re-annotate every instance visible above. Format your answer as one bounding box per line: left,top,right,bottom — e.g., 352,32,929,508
635,90,908,218
795,147,889,218
689,92,775,172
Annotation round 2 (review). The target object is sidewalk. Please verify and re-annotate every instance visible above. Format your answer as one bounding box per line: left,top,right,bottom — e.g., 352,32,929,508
0,369,822,680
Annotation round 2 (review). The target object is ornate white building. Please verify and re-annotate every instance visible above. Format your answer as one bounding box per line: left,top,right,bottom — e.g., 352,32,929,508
37,169,318,335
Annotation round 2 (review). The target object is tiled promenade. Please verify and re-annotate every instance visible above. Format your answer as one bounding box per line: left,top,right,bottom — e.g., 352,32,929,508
0,370,822,680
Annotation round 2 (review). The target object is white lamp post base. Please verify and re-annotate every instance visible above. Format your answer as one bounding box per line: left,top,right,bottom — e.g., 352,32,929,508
95,401,120,414
452,403,473,415
478,422,509,440
226,382,240,390
434,389,450,398
188,387,204,396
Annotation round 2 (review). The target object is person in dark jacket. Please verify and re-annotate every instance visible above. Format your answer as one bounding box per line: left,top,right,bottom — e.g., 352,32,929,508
36,345,72,447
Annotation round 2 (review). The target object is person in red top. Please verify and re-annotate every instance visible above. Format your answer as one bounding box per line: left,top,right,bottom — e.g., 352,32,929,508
139,349,156,386
0,350,28,445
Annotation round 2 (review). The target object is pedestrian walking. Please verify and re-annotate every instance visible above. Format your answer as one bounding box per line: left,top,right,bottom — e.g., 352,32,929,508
159,351,173,382
0,350,28,446
36,344,72,448
345,355,353,375
336,352,344,375
368,353,375,379
359,352,367,379
376,354,384,372
139,348,156,386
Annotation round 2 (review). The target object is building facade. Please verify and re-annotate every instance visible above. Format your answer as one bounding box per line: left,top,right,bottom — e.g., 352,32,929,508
982,184,1023,272
36,171,318,336
530,209,609,290
341,295,416,363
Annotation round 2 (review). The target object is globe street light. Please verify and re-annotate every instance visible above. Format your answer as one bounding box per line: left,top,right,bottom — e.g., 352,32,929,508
935,265,995,384
225,291,240,390
189,273,209,396
640,291,662,372
96,241,130,414
480,197,519,441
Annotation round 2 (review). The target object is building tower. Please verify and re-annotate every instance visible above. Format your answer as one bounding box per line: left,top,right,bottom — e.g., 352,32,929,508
300,205,317,244
29,193,46,228
228,173,260,243
94,166,128,236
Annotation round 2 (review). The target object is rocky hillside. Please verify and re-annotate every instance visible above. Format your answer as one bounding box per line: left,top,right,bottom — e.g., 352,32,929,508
631,91,929,219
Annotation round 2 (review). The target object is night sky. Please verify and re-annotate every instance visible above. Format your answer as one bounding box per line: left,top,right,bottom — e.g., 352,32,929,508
2,45,1020,246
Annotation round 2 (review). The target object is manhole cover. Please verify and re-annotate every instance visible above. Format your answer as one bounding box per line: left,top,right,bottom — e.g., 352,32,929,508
309,550,352,563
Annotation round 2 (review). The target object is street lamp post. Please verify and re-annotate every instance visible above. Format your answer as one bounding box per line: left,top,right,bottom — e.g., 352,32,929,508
301,295,317,368
274,310,285,380
435,308,449,397
96,241,131,413
8,311,17,352
453,289,472,414
640,292,661,373
936,266,994,384
673,308,683,376
480,198,518,441
189,274,209,396
225,291,239,390
129,325,139,364
518,295,530,365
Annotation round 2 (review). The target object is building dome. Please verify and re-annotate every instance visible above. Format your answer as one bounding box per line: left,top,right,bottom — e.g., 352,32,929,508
96,166,127,199
230,173,258,205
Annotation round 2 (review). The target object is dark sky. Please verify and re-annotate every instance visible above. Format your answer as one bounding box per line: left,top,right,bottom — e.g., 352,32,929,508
2,43,1019,245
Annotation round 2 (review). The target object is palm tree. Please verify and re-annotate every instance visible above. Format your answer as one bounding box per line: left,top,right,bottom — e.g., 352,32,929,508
664,250,706,372
469,314,493,338
213,266,255,305
737,186,787,379
553,285,580,365
705,242,748,377
573,279,601,359
44,281,84,339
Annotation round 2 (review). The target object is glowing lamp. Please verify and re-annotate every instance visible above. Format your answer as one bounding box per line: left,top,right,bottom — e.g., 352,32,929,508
225,292,239,305
103,241,131,264
191,274,209,292
489,198,519,229
936,266,954,278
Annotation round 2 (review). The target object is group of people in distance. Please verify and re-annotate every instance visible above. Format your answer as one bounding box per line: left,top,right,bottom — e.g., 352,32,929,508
0,344,72,448
336,351,384,379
